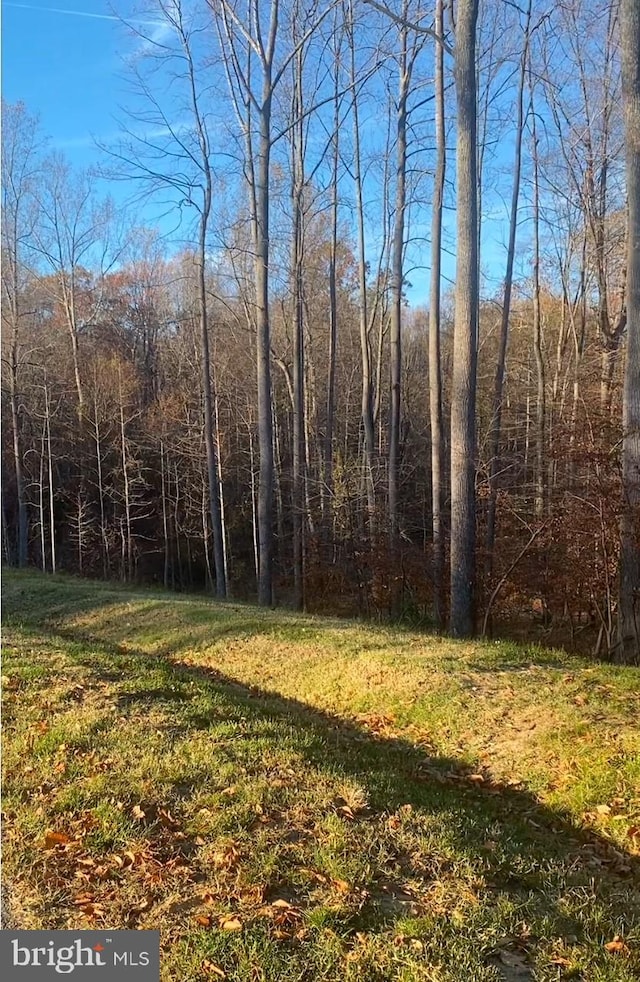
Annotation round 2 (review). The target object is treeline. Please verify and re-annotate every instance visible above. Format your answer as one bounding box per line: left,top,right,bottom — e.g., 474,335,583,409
2,0,639,663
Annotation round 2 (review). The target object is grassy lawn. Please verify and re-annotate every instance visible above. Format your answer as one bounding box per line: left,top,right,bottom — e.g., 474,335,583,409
2,569,639,981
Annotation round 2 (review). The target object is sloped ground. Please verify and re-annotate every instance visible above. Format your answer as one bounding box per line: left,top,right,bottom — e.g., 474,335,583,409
2,570,639,981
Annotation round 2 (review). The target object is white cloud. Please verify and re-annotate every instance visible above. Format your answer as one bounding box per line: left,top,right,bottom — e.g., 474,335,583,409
4,2,164,29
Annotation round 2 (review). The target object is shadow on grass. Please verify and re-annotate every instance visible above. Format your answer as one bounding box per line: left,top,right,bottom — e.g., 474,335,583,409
4,576,640,978
52,630,640,889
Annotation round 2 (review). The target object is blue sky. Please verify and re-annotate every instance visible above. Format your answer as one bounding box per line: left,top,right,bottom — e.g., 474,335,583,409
2,1,517,305
2,2,144,166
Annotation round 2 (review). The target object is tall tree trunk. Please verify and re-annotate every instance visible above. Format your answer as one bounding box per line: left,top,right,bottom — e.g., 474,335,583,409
485,0,531,578
450,0,479,637
349,0,376,532
617,0,640,664
9,333,28,567
291,43,306,611
324,42,340,521
118,369,132,583
429,0,446,627
161,440,170,590
256,92,275,605
196,221,227,598
530,93,546,519
389,16,410,543
44,380,56,573
178,7,228,599
39,424,46,571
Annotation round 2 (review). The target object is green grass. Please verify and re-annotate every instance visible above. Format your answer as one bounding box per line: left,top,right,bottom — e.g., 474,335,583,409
2,569,639,981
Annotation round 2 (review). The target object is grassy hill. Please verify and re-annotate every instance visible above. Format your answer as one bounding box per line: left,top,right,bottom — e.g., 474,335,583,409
2,569,639,981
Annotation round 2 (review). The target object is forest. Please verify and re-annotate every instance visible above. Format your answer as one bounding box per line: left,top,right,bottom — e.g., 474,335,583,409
2,0,639,663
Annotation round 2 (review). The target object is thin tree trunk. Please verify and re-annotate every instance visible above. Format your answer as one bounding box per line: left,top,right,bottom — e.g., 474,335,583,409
256,93,275,604
93,389,109,579
118,369,132,583
161,440,170,589
530,92,546,519
389,15,410,543
177,6,228,599
249,424,260,589
9,324,28,567
44,381,56,573
291,43,306,611
39,425,46,571
429,0,446,627
485,0,531,576
324,38,340,520
349,0,376,531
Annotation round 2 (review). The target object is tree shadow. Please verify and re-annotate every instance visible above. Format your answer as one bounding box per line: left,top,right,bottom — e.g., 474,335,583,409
63,632,639,883
5,581,640,977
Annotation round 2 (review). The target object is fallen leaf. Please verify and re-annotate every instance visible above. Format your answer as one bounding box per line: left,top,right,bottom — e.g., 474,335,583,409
332,879,351,894
604,936,629,954
596,804,611,816
202,960,226,978
196,915,212,927
219,917,243,932
131,805,146,821
44,831,72,849
73,893,95,906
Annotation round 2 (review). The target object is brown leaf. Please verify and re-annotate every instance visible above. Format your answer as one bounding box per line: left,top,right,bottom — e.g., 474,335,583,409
468,773,485,783
202,962,226,979
219,917,243,932
44,831,72,849
196,915,212,927
332,878,351,894
131,805,146,821
338,805,355,819
72,893,94,906
604,936,629,954
271,899,292,909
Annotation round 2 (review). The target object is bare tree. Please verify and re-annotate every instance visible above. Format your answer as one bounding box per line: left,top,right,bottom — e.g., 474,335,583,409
617,0,640,664
34,157,117,415
365,0,479,635
485,0,532,578
112,0,227,596
388,2,424,545
214,0,335,604
1,102,42,567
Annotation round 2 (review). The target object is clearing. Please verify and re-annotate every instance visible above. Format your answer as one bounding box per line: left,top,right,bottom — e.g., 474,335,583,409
2,570,639,981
